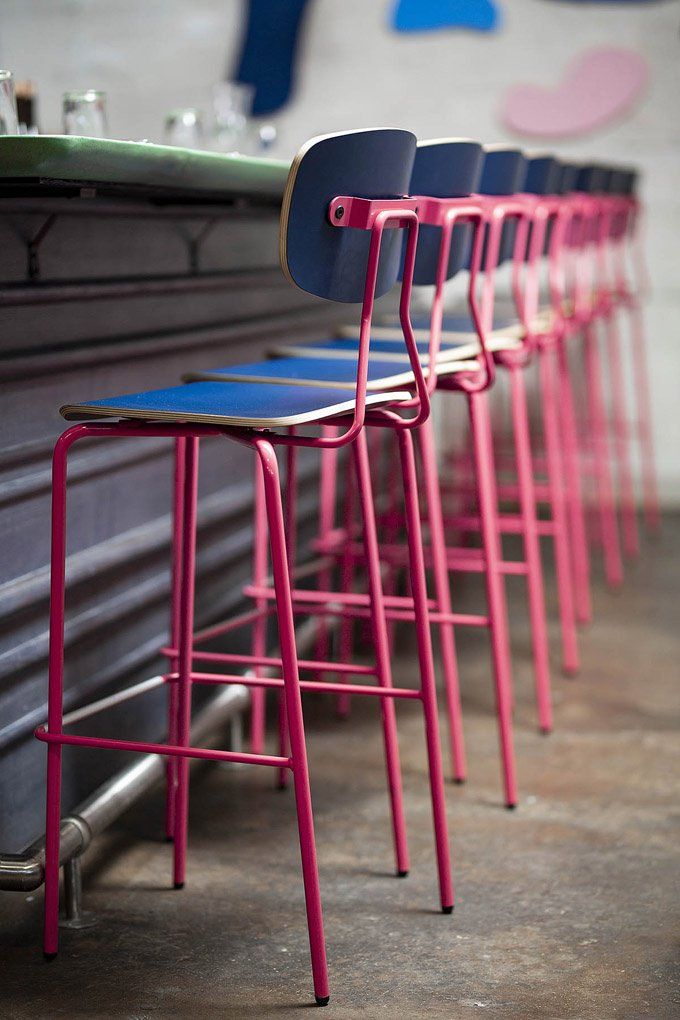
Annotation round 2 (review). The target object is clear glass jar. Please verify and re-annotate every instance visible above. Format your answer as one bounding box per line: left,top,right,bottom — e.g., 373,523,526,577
0,71,19,135
163,108,204,149
62,90,108,138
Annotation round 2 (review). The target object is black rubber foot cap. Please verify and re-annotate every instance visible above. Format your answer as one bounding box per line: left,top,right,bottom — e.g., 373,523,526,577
43,951,58,962
442,905,454,915
174,881,184,890
453,777,466,785
315,995,330,1007
540,727,552,737
397,869,409,878
506,803,517,811
165,835,174,843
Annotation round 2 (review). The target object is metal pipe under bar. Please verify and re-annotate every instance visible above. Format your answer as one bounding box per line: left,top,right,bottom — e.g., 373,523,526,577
0,614,327,892
62,675,165,727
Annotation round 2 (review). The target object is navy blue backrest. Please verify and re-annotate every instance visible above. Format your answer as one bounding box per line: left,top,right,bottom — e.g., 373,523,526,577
280,128,417,303
524,155,560,257
606,166,638,196
477,145,528,266
524,154,561,196
558,162,580,194
575,163,609,193
479,145,528,196
621,169,638,196
404,138,484,286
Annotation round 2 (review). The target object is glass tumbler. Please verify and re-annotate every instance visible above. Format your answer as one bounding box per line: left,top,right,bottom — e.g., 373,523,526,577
0,71,19,134
62,90,108,138
211,81,255,154
163,108,204,149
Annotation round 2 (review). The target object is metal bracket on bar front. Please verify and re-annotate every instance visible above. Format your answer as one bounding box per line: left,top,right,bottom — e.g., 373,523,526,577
25,213,58,280
176,217,219,274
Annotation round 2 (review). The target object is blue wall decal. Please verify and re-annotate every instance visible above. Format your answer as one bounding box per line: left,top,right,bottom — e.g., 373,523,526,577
234,0,311,116
392,0,500,33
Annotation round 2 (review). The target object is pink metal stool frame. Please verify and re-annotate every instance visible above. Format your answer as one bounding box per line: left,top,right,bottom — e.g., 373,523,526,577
597,185,660,547
356,190,560,721
37,188,456,1007
564,190,624,588
309,191,538,801
611,189,660,534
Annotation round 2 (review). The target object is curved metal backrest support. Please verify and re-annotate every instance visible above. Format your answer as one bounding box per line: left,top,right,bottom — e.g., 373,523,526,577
276,197,428,449
410,197,488,392
476,146,528,267
402,138,484,286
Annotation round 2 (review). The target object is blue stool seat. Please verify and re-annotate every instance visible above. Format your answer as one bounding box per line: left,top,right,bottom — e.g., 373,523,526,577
351,312,525,345
185,354,479,390
271,335,513,364
61,380,411,428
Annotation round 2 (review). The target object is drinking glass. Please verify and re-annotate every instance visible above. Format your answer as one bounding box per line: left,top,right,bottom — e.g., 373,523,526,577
62,90,108,138
211,81,255,154
0,71,19,134
163,108,204,148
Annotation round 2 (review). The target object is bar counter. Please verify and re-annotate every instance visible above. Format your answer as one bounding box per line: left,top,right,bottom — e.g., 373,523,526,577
0,137,339,849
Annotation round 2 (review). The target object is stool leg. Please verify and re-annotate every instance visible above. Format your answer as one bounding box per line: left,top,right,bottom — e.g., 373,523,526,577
314,428,340,674
417,418,467,783
467,390,518,808
557,343,592,625
630,302,661,532
539,346,579,676
255,437,329,1006
336,456,357,718
166,437,186,841
43,434,70,958
508,364,553,733
275,440,298,790
277,694,289,791
585,324,624,587
605,311,640,557
353,429,410,878
399,428,454,912
172,437,199,889
383,430,403,655
250,462,268,754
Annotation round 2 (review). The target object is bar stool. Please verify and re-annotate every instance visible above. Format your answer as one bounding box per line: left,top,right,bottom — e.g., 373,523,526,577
243,138,530,802
36,128,455,1007
565,163,626,588
289,144,559,733
415,148,582,676
607,167,660,535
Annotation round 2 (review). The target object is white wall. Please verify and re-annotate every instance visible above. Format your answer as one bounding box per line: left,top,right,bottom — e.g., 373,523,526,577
2,0,678,500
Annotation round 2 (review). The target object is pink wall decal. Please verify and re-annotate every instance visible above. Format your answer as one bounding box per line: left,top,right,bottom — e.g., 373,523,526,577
500,47,648,138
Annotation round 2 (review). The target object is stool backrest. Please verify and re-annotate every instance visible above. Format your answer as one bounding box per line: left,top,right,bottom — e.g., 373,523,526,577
280,128,417,303
575,163,608,194
479,145,528,196
477,145,528,266
405,138,484,285
559,163,580,194
524,154,561,196
523,154,561,258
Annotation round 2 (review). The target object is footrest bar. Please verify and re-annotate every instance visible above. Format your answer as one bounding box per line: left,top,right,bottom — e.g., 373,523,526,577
182,671,422,700
34,726,291,769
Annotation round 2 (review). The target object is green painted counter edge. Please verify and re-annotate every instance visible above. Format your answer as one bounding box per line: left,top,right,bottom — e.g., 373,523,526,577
0,135,290,199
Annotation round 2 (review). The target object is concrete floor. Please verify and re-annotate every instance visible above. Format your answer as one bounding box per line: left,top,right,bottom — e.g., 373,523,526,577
2,517,679,1019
